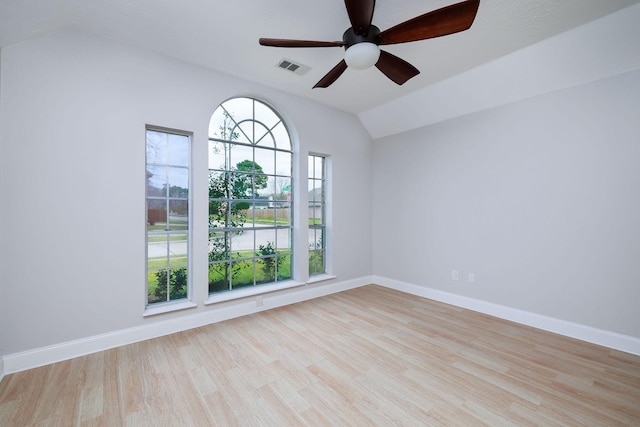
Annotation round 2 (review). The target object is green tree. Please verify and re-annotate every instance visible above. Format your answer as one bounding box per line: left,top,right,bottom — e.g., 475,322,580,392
232,160,268,210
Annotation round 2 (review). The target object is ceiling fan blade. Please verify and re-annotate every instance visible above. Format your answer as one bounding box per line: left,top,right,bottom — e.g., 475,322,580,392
375,50,420,85
259,38,345,48
313,60,348,88
379,0,480,45
344,0,376,36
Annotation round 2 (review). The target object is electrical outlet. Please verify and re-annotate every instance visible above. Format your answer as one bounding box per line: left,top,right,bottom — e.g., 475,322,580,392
256,295,263,307
451,269,459,281
468,273,475,283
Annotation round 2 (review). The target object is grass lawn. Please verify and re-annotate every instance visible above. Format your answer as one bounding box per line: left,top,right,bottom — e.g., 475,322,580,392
147,250,292,303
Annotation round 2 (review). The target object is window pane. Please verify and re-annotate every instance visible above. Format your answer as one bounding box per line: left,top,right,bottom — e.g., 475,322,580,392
309,204,322,225
232,259,254,289
254,173,269,198
168,167,188,197
229,171,252,200
254,100,280,130
209,232,231,262
147,199,166,230
233,228,255,254
209,262,231,293
168,200,188,230
147,165,166,196
258,207,275,227
276,151,292,176
148,235,168,268
166,267,188,301
277,227,292,253
239,204,255,227
251,206,269,226
209,108,235,140
222,98,251,122
309,250,324,275
274,177,290,198
256,229,277,252
256,131,276,149
209,201,229,228
278,254,292,281
230,199,251,214
256,148,275,175
148,266,188,303
254,122,275,149
309,177,323,195
209,140,228,170
147,270,163,304
230,145,254,170
257,257,276,284
275,203,291,227
146,131,167,164
271,122,290,150
309,227,321,250
236,122,254,145
168,133,189,167
313,156,323,177
209,170,231,200
169,233,188,267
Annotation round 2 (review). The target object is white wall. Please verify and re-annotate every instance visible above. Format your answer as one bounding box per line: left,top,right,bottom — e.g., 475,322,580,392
0,29,372,360
372,68,640,339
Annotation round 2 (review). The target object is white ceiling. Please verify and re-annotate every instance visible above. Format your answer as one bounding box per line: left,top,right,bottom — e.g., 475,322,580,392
1,0,639,114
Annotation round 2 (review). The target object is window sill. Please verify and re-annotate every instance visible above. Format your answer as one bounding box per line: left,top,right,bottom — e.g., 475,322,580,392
143,300,198,317
307,274,336,284
205,280,305,305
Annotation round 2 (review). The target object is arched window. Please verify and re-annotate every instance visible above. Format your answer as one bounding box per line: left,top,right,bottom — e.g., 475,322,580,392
208,98,293,293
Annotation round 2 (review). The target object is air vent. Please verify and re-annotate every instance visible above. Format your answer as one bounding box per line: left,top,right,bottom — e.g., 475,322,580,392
277,59,311,76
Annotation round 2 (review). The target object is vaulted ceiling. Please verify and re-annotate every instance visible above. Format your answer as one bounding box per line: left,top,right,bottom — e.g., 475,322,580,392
1,0,638,114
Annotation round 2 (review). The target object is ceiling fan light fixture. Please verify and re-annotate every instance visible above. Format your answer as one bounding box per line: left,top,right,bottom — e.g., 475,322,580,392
259,0,481,87
344,42,380,70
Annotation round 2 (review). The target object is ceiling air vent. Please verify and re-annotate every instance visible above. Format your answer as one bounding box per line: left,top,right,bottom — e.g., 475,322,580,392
277,59,310,76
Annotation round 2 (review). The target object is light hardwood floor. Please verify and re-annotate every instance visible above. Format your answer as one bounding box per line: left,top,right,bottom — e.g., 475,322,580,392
1,285,639,426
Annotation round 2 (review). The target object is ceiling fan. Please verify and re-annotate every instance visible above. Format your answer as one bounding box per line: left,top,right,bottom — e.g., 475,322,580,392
259,0,480,88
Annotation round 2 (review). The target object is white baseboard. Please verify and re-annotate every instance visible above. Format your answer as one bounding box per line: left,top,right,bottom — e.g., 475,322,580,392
373,276,640,356
0,356,4,384
6,274,636,376
2,276,372,375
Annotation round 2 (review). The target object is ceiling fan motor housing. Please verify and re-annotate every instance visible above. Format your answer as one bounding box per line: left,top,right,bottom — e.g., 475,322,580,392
343,25,381,49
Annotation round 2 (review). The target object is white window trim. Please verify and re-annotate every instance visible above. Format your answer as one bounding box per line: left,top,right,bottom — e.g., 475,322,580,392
144,125,193,313
306,273,336,285
143,300,198,317
206,97,295,296
308,152,330,278
205,279,305,305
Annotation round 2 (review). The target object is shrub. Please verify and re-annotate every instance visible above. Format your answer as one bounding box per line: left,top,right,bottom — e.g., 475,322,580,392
154,268,187,301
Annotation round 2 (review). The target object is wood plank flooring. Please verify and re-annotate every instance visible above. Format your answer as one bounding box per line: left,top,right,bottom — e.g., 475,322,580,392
1,285,639,426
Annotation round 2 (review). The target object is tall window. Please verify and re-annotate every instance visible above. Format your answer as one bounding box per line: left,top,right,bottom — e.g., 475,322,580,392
145,127,190,306
208,98,293,293
308,154,326,276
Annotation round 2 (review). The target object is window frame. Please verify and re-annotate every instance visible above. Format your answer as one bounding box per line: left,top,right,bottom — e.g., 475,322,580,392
144,125,195,315
206,97,297,298
308,153,327,277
